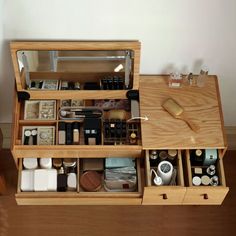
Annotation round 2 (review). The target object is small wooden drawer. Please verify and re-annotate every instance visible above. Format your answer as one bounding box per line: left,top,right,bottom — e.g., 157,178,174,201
16,158,142,205
183,150,229,205
142,150,186,205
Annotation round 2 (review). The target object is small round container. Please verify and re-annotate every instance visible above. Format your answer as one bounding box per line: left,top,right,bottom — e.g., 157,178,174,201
159,151,168,161
201,175,211,186
23,158,38,170
39,158,52,169
168,149,177,162
80,171,102,192
52,158,63,169
192,176,201,186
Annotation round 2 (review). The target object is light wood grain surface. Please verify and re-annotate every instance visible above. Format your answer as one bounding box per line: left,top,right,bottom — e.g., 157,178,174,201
139,75,227,149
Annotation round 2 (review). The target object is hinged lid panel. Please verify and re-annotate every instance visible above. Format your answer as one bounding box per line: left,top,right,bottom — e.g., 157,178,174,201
139,75,227,150
10,41,140,99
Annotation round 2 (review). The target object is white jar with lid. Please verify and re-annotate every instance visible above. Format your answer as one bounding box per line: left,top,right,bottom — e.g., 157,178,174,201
39,158,52,169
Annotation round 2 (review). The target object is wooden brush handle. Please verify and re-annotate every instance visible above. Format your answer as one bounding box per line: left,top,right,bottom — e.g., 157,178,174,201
179,115,200,132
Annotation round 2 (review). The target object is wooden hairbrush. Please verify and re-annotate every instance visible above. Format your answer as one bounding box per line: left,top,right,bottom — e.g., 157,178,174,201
162,98,200,132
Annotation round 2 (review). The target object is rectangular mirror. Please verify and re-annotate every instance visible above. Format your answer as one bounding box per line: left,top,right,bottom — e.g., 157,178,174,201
16,49,134,90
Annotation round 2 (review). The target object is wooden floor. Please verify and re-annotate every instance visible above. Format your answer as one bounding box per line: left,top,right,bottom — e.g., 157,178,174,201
0,150,236,236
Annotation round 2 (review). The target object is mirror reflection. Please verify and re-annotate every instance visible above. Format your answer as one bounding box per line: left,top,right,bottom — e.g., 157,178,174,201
17,50,134,90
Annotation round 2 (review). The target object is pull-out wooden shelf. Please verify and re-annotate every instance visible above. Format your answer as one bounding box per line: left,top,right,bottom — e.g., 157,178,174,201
11,92,143,162
183,150,229,205
142,150,186,205
16,158,142,205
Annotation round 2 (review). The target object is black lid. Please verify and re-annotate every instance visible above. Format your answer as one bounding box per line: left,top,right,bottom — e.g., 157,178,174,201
58,122,66,130
126,90,139,101
84,118,101,129
73,122,80,130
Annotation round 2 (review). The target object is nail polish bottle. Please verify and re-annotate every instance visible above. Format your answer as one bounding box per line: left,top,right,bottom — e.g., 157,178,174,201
57,167,67,192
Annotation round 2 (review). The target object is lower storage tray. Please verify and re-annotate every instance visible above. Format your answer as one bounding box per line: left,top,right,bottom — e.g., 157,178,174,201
182,150,229,205
142,150,186,205
16,158,142,205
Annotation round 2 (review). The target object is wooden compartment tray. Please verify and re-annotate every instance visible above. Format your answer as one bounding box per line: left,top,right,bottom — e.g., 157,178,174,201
16,158,142,205
11,95,142,161
182,149,229,205
142,150,186,205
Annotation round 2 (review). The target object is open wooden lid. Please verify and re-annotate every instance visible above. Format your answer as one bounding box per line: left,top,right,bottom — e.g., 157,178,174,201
10,41,141,99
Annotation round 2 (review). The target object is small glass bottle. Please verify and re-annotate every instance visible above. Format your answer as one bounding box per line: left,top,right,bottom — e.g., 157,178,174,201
197,66,208,87
168,73,183,88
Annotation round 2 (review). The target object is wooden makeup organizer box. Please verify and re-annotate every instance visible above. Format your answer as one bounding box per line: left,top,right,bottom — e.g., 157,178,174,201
10,41,229,205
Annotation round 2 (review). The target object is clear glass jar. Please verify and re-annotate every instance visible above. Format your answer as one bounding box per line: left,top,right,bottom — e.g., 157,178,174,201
197,66,208,87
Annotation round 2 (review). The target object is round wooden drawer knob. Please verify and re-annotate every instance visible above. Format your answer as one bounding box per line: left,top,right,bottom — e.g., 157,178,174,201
80,171,102,192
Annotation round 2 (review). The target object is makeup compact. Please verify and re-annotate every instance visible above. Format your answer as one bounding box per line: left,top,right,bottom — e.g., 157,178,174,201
80,171,102,192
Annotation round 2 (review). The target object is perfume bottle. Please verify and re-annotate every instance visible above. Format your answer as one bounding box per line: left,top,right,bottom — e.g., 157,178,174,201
197,66,208,87
168,73,183,88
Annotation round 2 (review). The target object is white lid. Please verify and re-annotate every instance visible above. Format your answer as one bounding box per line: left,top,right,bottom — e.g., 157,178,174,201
39,158,52,169
23,158,38,170
192,176,201,186
201,175,211,186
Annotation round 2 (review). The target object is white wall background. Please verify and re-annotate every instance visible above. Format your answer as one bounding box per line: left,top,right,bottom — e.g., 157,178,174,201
0,0,236,125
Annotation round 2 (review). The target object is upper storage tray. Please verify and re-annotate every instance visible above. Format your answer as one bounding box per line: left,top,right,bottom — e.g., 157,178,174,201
139,75,227,150
10,41,141,99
